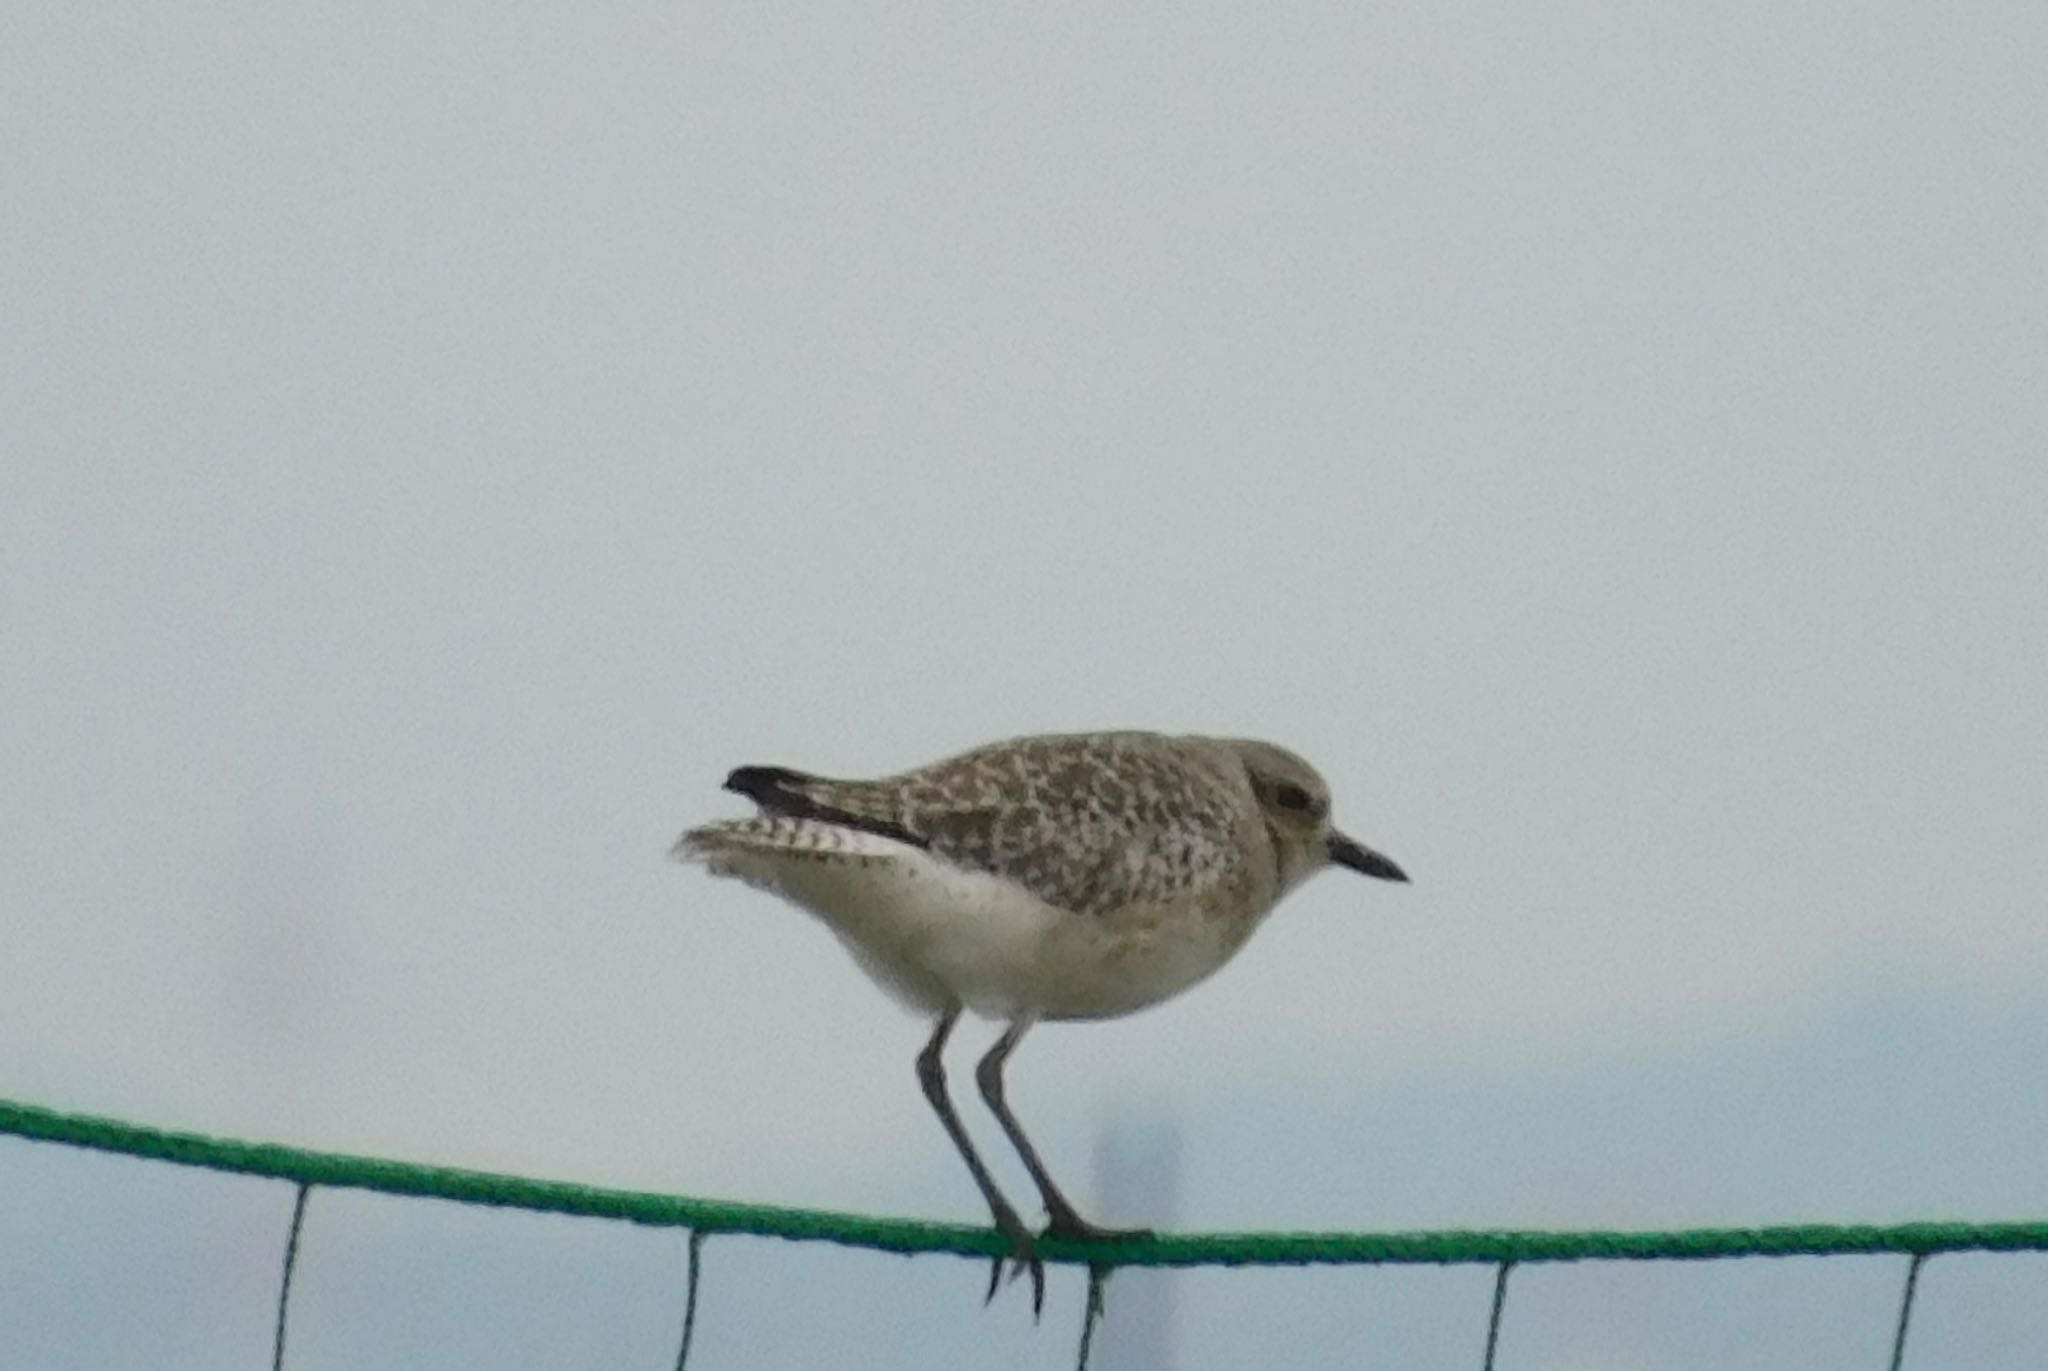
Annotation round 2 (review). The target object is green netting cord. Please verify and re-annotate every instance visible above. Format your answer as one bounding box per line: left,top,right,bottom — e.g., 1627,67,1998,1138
5,1095,2045,1269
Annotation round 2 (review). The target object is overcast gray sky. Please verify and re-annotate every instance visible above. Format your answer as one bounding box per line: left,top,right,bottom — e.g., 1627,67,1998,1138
5,1,2046,1367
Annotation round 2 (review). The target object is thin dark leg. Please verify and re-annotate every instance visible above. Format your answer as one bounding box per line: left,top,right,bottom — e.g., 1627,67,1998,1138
917,1004,1044,1312
976,1019,1152,1242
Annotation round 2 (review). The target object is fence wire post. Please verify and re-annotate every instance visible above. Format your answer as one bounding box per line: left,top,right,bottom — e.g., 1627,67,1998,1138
1481,1260,1514,1371
674,1230,708,1371
271,1183,312,1371
1887,1253,1926,1371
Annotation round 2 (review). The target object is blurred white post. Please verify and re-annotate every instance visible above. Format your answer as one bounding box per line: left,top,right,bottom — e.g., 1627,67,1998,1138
1089,1107,1181,1370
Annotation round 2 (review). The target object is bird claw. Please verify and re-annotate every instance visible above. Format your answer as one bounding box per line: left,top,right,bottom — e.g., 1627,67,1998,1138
982,1219,1045,1317
982,1258,1045,1318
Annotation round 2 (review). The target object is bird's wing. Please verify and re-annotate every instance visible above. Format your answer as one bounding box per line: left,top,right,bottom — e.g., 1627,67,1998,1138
722,765,928,849
724,735,1250,917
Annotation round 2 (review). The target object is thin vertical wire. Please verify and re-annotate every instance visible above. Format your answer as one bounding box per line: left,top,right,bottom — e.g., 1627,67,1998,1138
1481,1261,1513,1371
271,1183,312,1371
1887,1253,1926,1371
1074,1265,1111,1371
673,1230,707,1371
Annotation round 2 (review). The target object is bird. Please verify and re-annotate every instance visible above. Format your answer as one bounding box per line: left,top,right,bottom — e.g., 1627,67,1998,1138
670,730,1408,1311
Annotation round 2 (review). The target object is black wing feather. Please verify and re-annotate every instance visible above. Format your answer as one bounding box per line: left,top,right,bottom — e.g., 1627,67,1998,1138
722,765,930,850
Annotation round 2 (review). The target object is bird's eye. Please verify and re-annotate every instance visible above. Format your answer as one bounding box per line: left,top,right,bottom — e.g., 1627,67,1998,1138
1273,782,1316,813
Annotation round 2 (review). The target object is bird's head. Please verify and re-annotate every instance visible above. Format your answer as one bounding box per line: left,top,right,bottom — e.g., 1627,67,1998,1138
1223,738,1410,894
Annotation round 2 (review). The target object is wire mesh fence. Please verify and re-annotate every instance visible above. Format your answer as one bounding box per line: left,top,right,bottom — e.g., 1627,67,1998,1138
4,1096,2043,1370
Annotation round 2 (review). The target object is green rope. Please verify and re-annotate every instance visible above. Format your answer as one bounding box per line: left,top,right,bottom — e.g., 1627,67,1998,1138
5,1096,2047,1270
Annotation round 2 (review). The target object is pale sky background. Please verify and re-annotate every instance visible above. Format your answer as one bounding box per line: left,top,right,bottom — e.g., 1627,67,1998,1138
4,1,2047,1368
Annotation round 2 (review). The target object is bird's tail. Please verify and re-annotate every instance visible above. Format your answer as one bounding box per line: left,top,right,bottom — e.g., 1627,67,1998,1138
668,824,723,864
668,819,798,879
668,767,828,868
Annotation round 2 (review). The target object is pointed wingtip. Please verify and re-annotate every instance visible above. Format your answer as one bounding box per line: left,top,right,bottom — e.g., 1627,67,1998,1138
723,765,810,806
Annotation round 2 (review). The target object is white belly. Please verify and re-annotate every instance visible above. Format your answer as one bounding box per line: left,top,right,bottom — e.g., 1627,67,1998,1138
680,820,1240,1021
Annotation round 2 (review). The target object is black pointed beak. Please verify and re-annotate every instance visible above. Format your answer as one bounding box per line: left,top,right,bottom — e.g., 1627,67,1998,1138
1328,832,1409,882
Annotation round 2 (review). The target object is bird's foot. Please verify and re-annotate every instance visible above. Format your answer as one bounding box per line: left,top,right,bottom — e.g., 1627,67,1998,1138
983,1199,1046,1318
1042,1204,1153,1244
